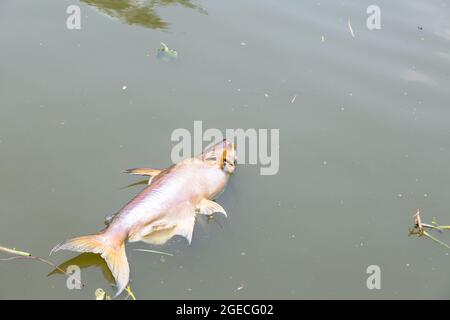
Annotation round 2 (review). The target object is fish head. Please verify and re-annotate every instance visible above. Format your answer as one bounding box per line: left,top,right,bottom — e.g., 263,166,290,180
201,139,237,175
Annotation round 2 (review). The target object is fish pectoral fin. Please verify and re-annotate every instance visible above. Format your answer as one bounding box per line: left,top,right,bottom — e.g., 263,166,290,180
140,216,195,245
197,199,227,217
124,168,162,184
140,224,177,245
173,216,196,245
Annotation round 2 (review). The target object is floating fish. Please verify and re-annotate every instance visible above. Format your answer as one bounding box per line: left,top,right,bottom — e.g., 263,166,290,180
51,139,236,297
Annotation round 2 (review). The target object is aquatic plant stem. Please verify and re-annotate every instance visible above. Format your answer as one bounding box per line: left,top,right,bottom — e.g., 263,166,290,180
0,245,85,287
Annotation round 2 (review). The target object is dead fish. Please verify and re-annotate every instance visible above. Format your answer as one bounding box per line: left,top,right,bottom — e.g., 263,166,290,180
51,139,236,297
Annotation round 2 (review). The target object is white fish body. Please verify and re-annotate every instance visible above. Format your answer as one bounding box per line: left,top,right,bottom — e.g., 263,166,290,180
52,140,237,296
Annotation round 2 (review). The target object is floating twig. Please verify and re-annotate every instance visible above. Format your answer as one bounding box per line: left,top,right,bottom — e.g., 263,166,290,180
0,245,31,256
408,210,450,249
124,285,137,300
348,19,355,38
290,95,297,104
133,248,174,257
0,244,85,287
422,230,450,249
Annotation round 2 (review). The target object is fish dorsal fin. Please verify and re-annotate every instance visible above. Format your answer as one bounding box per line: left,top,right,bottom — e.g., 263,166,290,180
124,168,162,184
197,199,227,217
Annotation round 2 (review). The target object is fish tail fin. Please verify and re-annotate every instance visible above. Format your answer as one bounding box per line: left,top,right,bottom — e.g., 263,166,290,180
51,234,129,297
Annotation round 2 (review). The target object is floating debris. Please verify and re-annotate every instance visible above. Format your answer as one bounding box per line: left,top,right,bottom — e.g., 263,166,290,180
409,210,450,250
95,288,112,300
290,95,297,104
234,283,245,292
347,19,355,38
124,286,137,300
95,285,135,300
157,42,178,62
0,246,31,256
0,244,84,287
133,248,174,257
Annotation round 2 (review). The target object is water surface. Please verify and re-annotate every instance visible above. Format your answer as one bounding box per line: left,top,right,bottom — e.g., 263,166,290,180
1,0,450,299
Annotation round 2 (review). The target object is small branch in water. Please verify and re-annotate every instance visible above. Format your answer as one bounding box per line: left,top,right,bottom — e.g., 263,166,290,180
347,19,355,38
408,210,450,249
0,244,85,287
124,286,137,300
133,249,174,257
0,245,31,256
290,94,297,104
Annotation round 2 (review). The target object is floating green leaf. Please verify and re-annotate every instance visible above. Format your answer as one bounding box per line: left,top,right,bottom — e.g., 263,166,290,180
157,42,178,61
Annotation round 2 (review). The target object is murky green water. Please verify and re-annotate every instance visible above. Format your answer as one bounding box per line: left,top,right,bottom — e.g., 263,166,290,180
1,0,450,299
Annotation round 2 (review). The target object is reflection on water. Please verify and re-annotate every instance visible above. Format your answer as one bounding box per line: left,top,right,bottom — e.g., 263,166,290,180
49,253,115,285
82,0,206,29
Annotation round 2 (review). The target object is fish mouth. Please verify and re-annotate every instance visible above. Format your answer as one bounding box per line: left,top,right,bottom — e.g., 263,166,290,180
201,139,237,173
220,139,237,174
